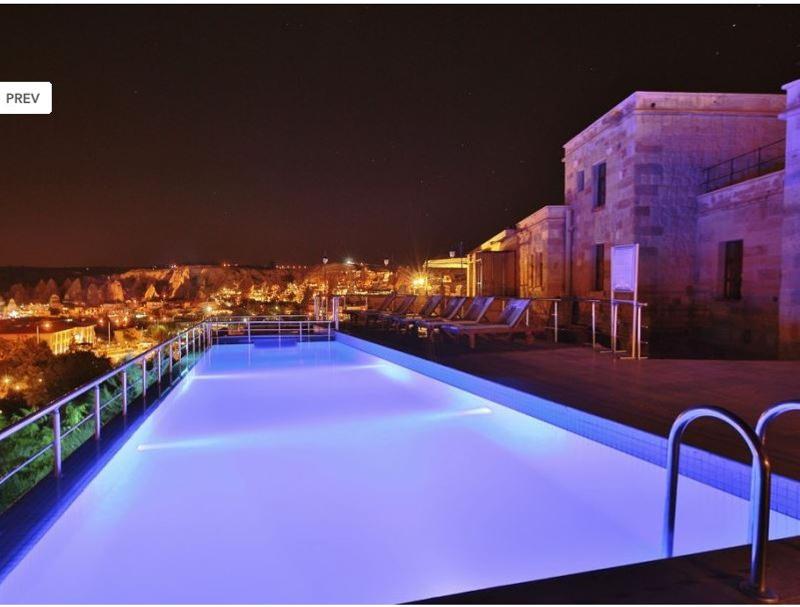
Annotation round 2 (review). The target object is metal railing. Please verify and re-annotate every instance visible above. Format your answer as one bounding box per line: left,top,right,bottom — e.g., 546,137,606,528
0,320,212,491
525,297,562,342
702,139,785,193
341,294,649,358
209,317,336,344
662,406,776,601
755,401,800,447
0,314,341,509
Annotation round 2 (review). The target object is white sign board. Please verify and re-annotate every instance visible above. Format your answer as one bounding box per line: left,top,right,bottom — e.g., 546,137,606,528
611,244,638,294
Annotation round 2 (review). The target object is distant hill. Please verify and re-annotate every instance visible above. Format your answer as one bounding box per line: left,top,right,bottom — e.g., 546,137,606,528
0,264,307,305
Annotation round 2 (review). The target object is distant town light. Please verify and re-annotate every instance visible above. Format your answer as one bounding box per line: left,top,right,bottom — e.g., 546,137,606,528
383,258,390,267
322,256,328,265
449,250,456,258
344,258,354,265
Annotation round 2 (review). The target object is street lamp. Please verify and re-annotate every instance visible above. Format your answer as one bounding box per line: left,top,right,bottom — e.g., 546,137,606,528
383,257,390,268
322,255,329,296
36,320,53,344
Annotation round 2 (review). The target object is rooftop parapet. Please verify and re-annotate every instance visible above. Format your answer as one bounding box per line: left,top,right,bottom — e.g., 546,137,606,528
563,91,787,154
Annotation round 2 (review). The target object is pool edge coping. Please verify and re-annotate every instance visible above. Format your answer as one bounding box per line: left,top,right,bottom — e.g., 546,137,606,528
335,332,800,520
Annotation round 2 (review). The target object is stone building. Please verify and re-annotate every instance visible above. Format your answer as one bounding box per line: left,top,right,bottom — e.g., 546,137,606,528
468,79,800,358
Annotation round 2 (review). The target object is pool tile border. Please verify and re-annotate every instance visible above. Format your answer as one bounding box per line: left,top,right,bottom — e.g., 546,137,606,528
336,333,800,519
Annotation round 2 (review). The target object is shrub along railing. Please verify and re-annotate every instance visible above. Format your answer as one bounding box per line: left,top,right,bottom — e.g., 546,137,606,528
0,320,212,511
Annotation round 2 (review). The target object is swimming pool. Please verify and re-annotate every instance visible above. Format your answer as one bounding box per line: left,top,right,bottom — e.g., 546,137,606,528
1,340,799,603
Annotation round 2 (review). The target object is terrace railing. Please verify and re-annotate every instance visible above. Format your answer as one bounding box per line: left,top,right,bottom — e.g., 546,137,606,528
702,139,785,193
209,316,336,344
0,314,340,511
0,320,212,509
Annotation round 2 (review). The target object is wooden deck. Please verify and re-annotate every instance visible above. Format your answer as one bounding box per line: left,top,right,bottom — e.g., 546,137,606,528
416,535,800,604
343,326,800,479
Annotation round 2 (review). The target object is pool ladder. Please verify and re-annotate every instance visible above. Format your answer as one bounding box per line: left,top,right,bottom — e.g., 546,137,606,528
662,401,800,603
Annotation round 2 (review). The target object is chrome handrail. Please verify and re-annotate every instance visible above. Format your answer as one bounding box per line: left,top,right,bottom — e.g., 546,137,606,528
662,406,776,601
212,314,308,322
0,320,211,488
756,400,800,446
0,320,209,444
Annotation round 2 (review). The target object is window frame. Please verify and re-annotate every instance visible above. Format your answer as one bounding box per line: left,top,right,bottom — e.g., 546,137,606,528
535,251,544,288
592,162,607,208
592,244,605,292
722,240,743,300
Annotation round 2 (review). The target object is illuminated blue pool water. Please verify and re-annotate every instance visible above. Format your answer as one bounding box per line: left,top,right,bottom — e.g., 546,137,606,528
1,341,799,603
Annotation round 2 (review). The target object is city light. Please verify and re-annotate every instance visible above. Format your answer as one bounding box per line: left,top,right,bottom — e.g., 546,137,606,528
411,274,428,289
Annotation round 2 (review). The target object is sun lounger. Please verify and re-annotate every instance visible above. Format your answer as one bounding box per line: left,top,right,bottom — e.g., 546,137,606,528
441,298,532,348
384,294,443,330
415,296,494,334
348,293,396,323
376,295,416,324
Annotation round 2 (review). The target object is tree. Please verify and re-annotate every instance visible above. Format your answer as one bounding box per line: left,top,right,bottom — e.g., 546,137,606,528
146,324,170,342
41,351,113,403
0,340,52,407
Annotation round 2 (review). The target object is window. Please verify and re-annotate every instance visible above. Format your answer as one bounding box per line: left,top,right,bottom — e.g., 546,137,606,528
527,255,535,294
535,252,544,288
593,162,606,207
723,240,743,300
577,170,585,192
593,244,605,291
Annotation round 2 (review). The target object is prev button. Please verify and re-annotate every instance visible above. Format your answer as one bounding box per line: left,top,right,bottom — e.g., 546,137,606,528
0,82,52,114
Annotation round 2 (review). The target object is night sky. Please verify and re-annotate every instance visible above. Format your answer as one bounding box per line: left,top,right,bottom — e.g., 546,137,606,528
2,5,799,268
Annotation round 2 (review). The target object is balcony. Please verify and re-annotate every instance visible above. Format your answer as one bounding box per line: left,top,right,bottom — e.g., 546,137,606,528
702,139,785,193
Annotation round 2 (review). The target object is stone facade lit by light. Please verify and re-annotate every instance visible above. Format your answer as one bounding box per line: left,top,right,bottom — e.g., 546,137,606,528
469,81,799,358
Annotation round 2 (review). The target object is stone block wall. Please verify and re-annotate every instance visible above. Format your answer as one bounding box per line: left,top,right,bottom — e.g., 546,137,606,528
516,206,567,298
563,91,786,354
695,171,785,357
779,79,800,358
